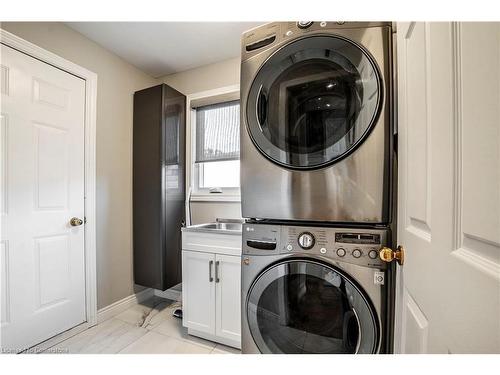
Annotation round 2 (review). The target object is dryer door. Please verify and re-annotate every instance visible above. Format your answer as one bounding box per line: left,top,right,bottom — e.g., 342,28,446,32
246,35,382,170
246,259,379,354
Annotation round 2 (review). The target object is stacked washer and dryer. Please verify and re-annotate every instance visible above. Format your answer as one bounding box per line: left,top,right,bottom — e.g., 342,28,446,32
239,22,396,354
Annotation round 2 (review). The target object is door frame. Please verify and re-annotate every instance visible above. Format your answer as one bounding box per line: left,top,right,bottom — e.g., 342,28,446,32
0,29,98,329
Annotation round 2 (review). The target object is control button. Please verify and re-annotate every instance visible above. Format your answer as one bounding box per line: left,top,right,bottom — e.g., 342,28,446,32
297,21,313,29
320,247,327,254
298,232,315,250
286,244,293,251
320,21,327,27
285,30,293,36
352,249,362,258
368,250,378,259
374,271,385,285
336,21,345,25
336,248,346,257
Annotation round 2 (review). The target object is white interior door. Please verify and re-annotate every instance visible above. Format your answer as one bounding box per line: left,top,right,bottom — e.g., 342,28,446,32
1,44,86,352
215,254,241,345
395,22,500,353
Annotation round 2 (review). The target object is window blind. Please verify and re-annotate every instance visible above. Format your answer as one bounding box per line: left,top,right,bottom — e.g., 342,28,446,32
195,100,240,163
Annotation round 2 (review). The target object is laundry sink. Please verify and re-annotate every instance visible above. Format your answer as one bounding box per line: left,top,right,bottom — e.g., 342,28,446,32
196,222,242,231
182,219,243,235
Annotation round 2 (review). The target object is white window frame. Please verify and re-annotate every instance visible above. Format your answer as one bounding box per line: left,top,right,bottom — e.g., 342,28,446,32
186,84,241,202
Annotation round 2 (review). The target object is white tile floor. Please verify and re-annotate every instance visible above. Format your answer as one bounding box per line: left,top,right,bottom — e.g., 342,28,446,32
43,297,241,354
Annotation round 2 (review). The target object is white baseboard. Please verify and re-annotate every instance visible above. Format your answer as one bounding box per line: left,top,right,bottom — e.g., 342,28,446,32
153,283,182,302
97,288,154,324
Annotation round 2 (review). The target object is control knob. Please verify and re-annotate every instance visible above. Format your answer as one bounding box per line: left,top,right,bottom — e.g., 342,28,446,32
336,248,346,257
298,232,315,250
368,250,378,260
352,249,363,258
297,21,313,29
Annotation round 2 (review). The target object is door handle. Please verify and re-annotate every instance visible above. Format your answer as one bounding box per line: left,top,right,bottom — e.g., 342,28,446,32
379,245,405,265
209,260,214,282
246,240,276,250
70,217,84,227
257,87,267,126
215,261,220,283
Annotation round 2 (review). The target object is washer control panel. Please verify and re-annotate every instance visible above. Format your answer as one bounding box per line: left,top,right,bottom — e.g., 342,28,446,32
242,223,389,269
280,225,389,268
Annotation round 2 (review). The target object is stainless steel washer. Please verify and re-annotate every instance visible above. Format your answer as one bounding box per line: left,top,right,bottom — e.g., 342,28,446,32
241,222,389,354
240,22,394,224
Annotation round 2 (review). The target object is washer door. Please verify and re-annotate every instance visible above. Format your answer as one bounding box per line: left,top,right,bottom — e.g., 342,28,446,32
246,35,382,170
246,259,379,354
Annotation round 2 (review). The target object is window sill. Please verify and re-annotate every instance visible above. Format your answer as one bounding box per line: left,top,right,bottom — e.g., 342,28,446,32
190,194,241,203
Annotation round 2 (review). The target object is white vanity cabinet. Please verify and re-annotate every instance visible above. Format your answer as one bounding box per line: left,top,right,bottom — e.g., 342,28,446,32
181,229,242,349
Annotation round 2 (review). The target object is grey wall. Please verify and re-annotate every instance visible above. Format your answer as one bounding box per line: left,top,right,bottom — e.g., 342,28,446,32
160,58,243,224
1,22,159,309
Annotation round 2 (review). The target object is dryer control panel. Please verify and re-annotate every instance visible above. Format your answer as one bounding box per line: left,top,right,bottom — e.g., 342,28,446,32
241,21,392,60
243,223,389,269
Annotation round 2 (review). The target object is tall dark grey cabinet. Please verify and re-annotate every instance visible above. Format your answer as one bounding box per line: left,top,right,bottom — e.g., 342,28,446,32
133,84,186,291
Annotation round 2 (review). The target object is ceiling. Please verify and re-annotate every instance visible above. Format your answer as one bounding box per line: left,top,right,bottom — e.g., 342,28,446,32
66,22,263,78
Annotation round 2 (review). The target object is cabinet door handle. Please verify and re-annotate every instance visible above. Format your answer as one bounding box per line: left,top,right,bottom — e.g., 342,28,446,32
215,261,220,283
209,260,214,282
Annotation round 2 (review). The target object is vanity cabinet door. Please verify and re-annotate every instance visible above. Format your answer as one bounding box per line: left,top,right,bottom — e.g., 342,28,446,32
182,250,216,335
215,254,241,345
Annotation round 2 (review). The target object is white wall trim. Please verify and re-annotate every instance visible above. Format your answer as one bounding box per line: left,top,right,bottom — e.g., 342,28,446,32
190,194,241,203
97,288,154,324
393,21,414,354
0,29,99,326
187,84,240,105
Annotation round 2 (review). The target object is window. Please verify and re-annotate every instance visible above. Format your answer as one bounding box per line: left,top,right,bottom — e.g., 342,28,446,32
193,100,240,194
198,160,240,188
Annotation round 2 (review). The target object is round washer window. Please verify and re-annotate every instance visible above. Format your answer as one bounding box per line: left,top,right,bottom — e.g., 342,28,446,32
246,259,379,354
246,35,382,169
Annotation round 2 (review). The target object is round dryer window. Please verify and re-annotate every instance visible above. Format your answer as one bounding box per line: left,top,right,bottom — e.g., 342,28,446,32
246,259,380,354
246,35,383,170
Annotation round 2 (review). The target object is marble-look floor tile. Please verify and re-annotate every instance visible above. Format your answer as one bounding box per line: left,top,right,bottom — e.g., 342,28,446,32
119,331,212,354
114,297,174,327
211,344,241,354
40,298,227,354
150,311,216,350
44,318,148,354
143,300,182,330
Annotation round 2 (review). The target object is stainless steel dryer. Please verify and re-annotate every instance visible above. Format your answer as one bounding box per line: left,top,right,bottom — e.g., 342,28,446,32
240,22,394,224
241,223,390,354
